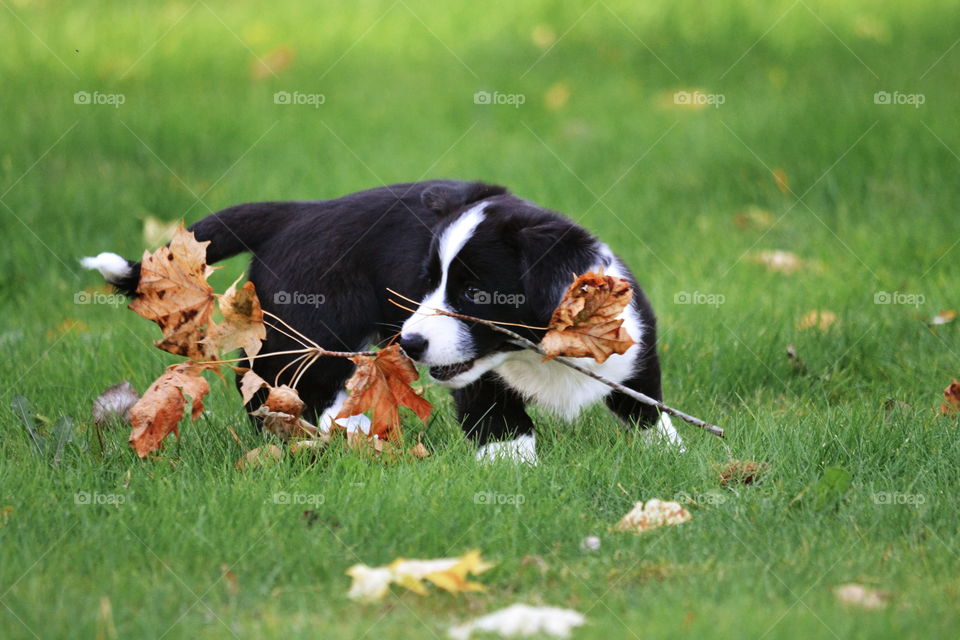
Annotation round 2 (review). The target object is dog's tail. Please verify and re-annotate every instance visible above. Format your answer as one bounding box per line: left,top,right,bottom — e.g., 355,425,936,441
81,202,301,296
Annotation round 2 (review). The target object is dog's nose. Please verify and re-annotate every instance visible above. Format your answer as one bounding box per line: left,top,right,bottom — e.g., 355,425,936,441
399,333,428,361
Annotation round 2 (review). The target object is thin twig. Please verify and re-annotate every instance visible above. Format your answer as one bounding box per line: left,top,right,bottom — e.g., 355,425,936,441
290,352,321,389
273,352,312,387
388,297,724,439
263,310,322,349
386,288,548,331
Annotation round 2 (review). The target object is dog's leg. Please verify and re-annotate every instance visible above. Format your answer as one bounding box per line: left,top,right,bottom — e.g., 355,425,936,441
454,373,538,464
605,365,686,451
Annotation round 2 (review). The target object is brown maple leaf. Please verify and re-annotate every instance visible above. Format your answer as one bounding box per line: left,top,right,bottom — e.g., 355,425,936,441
129,224,218,360
540,271,636,363
129,362,210,458
940,379,960,415
336,344,432,439
203,279,266,358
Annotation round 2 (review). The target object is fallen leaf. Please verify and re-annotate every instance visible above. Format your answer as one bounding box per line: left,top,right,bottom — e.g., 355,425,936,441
750,250,803,274
797,310,837,331
129,363,210,458
613,499,691,534
833,583,891,610
239,369,270,405
249,405,318,441
235,444,283,470
92,381,140,426
545,82,570,110
940,379,960,415
265,384,305,417
336,344,432,439
129,224,218,360
203,279,266,358
250,45,294,80
142,215,179,248
929,309,956,326
540,271,636,363
448,603,586,640
409,437,431,459
772,168,790,194
346,550,493,602
718,460,768,485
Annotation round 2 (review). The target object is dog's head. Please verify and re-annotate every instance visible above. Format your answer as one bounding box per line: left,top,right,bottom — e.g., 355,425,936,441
399,182,603,387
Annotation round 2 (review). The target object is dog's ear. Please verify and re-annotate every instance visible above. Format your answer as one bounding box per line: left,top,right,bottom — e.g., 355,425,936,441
421,181,507,215
514,221,598,324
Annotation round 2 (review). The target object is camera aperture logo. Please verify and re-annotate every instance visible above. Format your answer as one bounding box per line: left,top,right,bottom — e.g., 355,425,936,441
874,291,924,307
74,91,126,108
469,289,525,308
873,91,924,108
74,290,125,306
274,91,326,108
274,291,326,308
674,291,725,308
474,491,525,505
74,491,126,506
272,492,325,505
473,91,526,108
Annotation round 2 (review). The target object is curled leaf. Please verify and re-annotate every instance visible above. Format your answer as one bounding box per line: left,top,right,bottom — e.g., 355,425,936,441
203,279,266,358
940,379,960,416
540,271,636,363
129,363,210,457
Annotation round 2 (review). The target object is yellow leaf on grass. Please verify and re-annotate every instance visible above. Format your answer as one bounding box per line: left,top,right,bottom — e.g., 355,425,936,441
797,310,837,331
346,550,493,602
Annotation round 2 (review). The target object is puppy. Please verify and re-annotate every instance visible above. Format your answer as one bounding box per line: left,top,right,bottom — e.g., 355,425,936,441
84,180,681,462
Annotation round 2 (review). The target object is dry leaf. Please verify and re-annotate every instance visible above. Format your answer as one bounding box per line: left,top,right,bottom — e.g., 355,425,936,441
92,381,140,426
613,499,691,534
772,168,790,194
929,309,956,326
239,369,270,405
833,583,891,610
129,363,210,458
129,224,218,360
265,384,305,417
249,405,318,441
797,310,837,331
346,550,493,602
718,460,768,485
336,344,433,439
409,437,431,459
203,279,266,358
545,82,571,110
448,603,586,640
250,45,294,80
540,271,636,363
235,444,283,470
751,250,803,274
940,380,960,415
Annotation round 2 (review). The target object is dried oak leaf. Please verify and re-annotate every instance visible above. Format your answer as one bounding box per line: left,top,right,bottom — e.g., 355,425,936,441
129,363,210,458
128,224,217,360
336,344,432,439
203,279,266,358
540,271,635,363
718,460,768,485
242,371,317,440
940,379,960,415
235,444,283,470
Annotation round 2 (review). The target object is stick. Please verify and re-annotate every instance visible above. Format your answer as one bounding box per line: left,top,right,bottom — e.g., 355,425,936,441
388,297,725,439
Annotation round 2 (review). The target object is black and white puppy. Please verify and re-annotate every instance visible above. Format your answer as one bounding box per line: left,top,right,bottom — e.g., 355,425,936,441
84,180,681,462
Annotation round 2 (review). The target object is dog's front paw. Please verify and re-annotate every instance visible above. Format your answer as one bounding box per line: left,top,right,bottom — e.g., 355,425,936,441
476,434,538,465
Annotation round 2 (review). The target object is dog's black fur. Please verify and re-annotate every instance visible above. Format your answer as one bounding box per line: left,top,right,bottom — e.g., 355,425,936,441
99,180,665,448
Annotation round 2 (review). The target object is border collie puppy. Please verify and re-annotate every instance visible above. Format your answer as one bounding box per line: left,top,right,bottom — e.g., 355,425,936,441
84,180,681,462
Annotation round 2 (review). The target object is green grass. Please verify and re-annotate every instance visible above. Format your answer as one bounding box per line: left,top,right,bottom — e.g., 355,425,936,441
2,0,960,638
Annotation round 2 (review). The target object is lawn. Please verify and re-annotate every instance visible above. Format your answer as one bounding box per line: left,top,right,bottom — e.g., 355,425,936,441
2,0,959,638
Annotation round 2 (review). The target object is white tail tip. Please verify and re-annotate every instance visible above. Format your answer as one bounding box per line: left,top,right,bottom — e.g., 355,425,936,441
81,252,132,284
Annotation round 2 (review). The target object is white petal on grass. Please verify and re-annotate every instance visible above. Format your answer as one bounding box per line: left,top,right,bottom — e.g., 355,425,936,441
448,603,585,640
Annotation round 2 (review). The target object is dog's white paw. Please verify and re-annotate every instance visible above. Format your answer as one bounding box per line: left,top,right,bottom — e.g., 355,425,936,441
476,434,538,465
317,391,371,434
642,413,686,452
